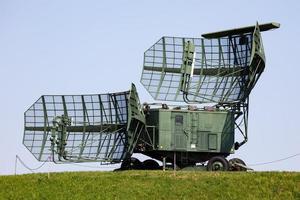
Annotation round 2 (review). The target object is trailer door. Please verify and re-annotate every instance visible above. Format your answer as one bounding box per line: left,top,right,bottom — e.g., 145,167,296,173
172,113,187,150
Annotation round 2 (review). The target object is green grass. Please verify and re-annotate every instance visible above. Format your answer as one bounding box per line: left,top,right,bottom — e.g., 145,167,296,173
0,171,299,200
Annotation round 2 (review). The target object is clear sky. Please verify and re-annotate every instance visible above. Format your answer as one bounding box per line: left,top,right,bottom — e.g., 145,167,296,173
0,0,299,175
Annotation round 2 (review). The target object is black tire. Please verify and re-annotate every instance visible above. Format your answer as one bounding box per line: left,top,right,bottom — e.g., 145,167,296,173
142,159,160,170
207,156,229,171
229,158,247,171
121,157,142,170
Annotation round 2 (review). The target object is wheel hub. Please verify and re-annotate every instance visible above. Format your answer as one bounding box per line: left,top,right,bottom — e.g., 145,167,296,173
212,161,224,171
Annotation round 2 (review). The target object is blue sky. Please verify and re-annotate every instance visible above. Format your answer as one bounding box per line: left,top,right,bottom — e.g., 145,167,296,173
0,0,299,175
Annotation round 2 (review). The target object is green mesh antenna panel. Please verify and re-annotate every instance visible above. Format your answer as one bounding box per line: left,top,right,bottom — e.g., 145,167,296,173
141,23,279,104
23,84,145,163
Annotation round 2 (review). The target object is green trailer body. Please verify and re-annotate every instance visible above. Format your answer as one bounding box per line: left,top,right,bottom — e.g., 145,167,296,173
146,109,234,153
134,108,235,166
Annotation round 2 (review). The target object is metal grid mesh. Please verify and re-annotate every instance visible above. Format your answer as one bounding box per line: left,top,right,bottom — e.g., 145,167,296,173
24,92,129,163
141,34,254,103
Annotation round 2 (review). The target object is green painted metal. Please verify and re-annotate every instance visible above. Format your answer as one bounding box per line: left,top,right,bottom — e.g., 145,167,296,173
180,41,195,93
125,84,146,157
141,23,280,104
202,22,280,39
145,108,234,153
23,22,279,167
38,96,48,160
23,83,145,163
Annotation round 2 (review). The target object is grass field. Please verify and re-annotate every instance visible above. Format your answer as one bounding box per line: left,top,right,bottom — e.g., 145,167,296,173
0,171,299,200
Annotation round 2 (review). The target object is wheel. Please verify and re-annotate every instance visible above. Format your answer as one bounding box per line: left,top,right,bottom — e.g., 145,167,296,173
142,159,160,170
121,157,142,170
229,158,247,171
207,156,229,171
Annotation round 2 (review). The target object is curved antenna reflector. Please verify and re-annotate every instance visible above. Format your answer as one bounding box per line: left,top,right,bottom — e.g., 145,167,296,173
23,84,145,164
141,23,278,104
